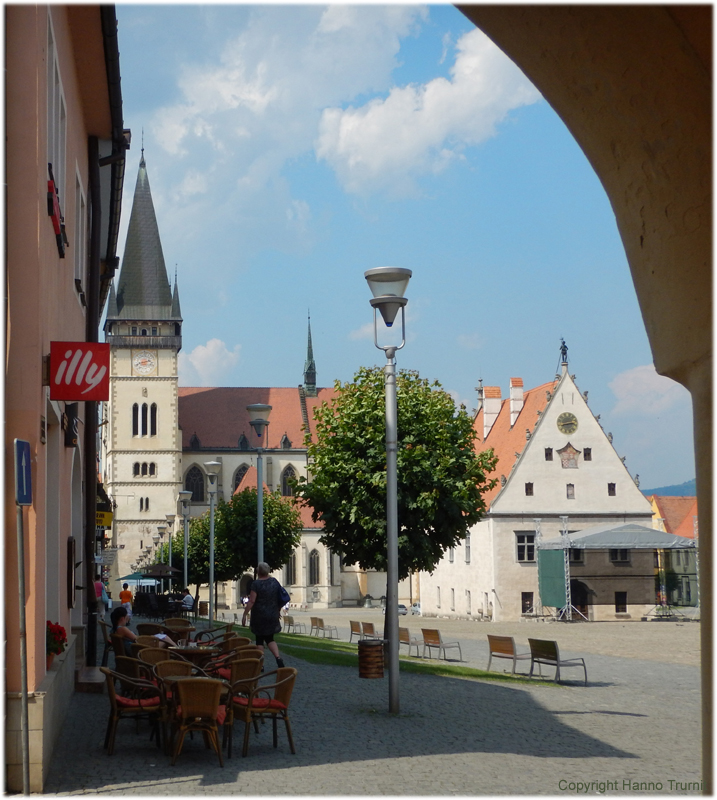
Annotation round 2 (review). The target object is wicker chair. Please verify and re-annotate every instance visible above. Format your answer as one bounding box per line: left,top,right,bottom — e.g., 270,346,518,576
98,620,112,667
218,636,252,654
194,626,234,644
99,666,166,755
136,635,164,648
136,623,163,636
139,647,173,667
229,667,297,758
210,653,264,682
171,678,227,767
221,659,264,755
114,655,154,682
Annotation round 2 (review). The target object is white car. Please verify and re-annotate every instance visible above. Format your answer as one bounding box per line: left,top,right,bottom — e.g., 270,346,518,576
382,604,409,615
410,602,421,615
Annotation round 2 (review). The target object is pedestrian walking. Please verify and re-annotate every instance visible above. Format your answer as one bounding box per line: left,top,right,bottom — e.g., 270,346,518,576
119,583,133,618
242,562,286,668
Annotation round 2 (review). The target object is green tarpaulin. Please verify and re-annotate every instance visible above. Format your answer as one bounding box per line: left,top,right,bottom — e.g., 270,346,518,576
538,550,567,608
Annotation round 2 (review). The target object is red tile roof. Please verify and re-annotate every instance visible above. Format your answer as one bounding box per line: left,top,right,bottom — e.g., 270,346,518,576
232,465,269,494
474,380,557,509
650,495,698,538
231,466,323,530
178,386,337,450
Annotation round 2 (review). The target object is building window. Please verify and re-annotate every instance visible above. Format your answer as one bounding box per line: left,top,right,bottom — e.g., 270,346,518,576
583,448,592,461
675,550,682,567
545,448,553,461
132,404,139,436
280,433,292,449
465,533,471,564
525,482,534,496
149,463,156,477
449,547,454,563
281,465,297,497
436,587,441,608
610,549,630,563
450,588,455,611
139,497,143,512
151,326,157,336
141,462,148,477
145,497,149,511
233,464,249,491
308,549,320,586
185,465,205,503
47,18,66,203
569,548,583,564
150,404,157,436
286,553,297,586
133,462,140,477
466,590,471,615
566,483,575,499
141,328,147,336
615,591,627,613
516,532,535,562
521,592,534,614
141,403,148,436
74,175,87,291
608,483,616,496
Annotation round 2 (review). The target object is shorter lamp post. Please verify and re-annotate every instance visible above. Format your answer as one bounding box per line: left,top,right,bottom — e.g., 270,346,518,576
178,490,192,591
364,265,412,716
157,523,167,593
204,461,222,622
246,404,272,565
166,514,176,592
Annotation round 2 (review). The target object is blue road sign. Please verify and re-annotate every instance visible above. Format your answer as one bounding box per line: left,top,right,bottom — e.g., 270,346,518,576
14,439,32,506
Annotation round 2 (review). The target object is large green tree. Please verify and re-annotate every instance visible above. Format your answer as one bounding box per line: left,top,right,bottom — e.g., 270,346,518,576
158,488,303,591
294,366,497,579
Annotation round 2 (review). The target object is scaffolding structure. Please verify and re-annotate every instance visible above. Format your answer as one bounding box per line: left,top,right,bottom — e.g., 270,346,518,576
554,516,588,622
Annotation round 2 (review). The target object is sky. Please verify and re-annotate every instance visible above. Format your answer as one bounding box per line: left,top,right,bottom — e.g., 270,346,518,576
111,3,695,491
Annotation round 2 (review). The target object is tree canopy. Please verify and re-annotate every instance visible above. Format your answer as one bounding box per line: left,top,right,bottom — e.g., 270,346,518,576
159,488,303,588
293,366,497,580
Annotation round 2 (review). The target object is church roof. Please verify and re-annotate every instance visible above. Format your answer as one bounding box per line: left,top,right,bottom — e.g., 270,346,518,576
232,466,323,529
473,379,556,508
109,155,179,321
178,386,337,450
232,465,269,494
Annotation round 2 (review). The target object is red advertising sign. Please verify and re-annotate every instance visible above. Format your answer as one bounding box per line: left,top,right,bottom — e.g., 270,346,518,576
50,342,110,401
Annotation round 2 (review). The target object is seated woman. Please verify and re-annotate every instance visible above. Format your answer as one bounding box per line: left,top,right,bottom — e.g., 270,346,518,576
109,607,177,656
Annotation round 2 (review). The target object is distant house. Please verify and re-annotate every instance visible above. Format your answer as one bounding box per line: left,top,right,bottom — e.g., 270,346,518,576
420,353,654,622
649,495,699,607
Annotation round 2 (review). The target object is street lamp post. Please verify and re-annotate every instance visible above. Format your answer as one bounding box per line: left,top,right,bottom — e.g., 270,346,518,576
364,266,412,716
246,404,272,565
204,461,222,623
166,514,176,593
157,523,167,592
178,490,192,591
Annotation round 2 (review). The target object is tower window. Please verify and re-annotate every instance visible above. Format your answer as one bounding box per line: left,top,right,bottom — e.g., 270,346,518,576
133,462,140,477
150,403,157,436
608,483,616,496
132,404,139,436
131,326,137,335
149,463,156,477
139,497,143,512
141,403,148,436
141,328,147,336
525,482,534,496
545,448,553,461
185,465,205,503
151,327,157,336
141,462,148,476
281,465,297,497
145,497,149,511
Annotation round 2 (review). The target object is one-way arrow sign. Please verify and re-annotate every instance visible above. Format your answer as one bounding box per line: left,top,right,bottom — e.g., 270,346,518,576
14,439,32,506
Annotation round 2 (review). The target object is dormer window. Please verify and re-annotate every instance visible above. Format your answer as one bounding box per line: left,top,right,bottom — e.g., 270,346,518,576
238,433,250,450
280,433,292,449
189,432,201,450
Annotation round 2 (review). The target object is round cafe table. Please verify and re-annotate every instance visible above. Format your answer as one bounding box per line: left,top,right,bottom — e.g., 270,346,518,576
168,645,220,668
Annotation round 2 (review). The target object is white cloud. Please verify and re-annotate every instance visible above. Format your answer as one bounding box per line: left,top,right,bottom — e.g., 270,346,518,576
315,27,541,196
609,364,690,416
178,338,241,387
457,332,483,350
348,321,375,341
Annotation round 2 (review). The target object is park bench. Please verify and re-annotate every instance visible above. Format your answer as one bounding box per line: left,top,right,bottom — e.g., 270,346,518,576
284,615,306,635
349,620,364,643
361,621,383,641
421,629,462,661
528,638,588,685
486,634,531,675
310,617,339,639
399,627,422,657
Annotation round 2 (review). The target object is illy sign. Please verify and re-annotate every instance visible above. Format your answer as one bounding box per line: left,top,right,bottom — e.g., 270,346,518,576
50,342,110,401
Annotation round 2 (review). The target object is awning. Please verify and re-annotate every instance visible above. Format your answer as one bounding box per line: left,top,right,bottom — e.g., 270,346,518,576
539,522,696,550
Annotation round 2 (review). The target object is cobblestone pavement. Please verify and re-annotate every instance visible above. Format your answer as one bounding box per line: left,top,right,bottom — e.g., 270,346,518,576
43,613,702,795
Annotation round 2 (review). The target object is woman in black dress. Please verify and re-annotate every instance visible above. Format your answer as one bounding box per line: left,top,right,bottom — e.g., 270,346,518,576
242,562,285,668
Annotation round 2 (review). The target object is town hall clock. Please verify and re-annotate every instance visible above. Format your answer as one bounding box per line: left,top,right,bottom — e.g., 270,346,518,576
556,412,578,434
132,350,157,376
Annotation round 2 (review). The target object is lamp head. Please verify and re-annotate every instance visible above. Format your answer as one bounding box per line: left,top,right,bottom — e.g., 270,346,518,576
157,523,167,538
247,404,272,438
204,460,221,486
165,514,176,526
364,267,412,327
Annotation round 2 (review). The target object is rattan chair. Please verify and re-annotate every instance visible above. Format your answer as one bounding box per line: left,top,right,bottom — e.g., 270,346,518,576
229,667,297,758
221,659,264,755
136,635,164,648
210,653,263,682
130,643,150,660
139,647,172,667
98,620,112,667
171,678,226,767
218,636,252,654
136,623,163,636
99,666,166,755
114,655,154,682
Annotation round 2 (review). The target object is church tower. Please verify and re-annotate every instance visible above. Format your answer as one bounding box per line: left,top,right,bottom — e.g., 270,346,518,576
101,153,182,580
303,313,317,397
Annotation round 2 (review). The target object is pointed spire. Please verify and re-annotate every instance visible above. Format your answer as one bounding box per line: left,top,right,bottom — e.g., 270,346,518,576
303,311,317,397
112,154,172,319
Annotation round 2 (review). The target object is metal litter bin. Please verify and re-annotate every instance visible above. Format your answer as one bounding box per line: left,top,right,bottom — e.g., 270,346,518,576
358,639,385,679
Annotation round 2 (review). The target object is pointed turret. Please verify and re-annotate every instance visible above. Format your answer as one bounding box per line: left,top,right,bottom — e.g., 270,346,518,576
171,271,182,319
303,313,317,397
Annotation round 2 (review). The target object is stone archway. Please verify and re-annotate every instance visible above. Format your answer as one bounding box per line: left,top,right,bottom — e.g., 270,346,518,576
458,6,711,785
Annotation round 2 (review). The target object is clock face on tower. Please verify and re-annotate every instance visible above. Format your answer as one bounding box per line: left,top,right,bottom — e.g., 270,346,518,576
132,350,157,375
556,412,578,435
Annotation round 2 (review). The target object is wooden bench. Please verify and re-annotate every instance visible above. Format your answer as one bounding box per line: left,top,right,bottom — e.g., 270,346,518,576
528,638,588,685
349,620,363,643
310,617,338,639
421,629,462,661
361,621,382,641
399,627,421,657
486,634,531,675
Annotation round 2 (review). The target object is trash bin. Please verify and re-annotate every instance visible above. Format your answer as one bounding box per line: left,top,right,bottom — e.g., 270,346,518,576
198,601,209,617
358,639,385,679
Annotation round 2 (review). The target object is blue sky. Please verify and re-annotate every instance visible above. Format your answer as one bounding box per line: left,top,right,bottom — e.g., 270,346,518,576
112,4,695,490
